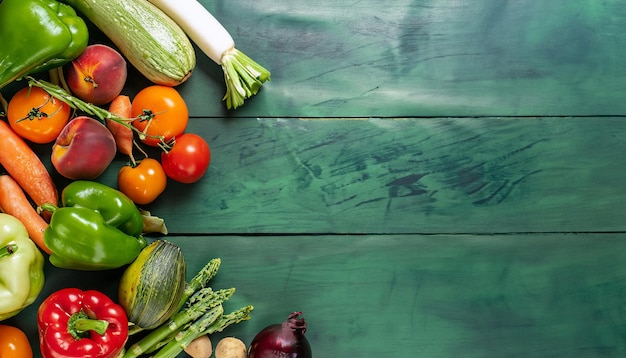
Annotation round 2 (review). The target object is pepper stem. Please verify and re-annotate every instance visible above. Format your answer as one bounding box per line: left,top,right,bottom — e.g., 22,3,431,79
0,244,17,259
68,310,109,339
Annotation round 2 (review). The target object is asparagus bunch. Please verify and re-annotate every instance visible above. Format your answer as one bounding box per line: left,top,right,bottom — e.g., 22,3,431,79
122,258,254,358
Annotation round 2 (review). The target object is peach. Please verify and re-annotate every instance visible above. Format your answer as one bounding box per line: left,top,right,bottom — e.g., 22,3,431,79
66,44,127,105
51,116,117,180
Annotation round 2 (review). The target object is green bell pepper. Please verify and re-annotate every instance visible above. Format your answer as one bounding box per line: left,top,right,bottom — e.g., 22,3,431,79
0,213,45,321
42,181,147,271
0,0,89,90
62,180,145,238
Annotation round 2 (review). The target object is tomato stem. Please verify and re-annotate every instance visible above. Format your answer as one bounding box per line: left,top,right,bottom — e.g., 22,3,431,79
25,76,167,148
157,138,175,153
138,109,155,122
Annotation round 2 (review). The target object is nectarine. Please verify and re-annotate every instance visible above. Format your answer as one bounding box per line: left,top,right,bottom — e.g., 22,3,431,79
66,44,127,105
51,116,117,180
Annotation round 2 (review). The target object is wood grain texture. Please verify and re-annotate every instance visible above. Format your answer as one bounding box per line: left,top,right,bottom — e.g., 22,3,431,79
167,0,626,117
4,0,626,117
2,0,626,357
7,234,626,357
75,116,626,235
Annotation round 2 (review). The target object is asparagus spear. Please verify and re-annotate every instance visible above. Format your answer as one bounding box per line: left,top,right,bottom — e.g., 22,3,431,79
153,305,225,358
144,287,236,355
123,288,234,358
176,258,221,312
153,305,254,358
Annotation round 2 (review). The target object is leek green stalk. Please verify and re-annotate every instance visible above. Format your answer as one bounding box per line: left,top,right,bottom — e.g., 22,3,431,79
147,0,271,109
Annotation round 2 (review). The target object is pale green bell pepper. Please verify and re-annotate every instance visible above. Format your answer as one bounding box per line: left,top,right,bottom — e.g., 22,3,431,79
0,213,45,321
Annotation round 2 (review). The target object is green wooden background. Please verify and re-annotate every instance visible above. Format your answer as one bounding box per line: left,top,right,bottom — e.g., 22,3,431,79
4,0,626,357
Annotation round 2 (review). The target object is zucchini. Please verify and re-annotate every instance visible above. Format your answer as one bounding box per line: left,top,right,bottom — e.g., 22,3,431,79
61,0,196,86
118,240,187,330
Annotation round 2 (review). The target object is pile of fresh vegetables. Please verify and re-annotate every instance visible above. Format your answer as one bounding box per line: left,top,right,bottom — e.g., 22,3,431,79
0,0,270,109
0,0,315,356
0,0,272,205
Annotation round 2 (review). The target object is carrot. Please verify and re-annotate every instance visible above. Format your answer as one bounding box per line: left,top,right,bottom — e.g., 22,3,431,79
0,175,50,254
106,95,134,157
0,120,58,209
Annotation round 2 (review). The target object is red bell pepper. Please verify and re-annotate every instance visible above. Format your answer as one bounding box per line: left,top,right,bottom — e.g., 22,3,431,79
37,288,128,358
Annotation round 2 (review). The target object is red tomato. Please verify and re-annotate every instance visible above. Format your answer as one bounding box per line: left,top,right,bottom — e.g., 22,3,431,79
131,85,188,147
117,158,167,204
7,86,71,144
161,133,211,184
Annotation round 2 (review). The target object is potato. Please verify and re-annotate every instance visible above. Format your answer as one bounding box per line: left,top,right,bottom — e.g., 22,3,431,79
184,335,213,358
215,337,247,358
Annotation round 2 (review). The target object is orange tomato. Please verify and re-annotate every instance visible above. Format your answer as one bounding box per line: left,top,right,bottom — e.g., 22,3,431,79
0,325,33,358
7,86,71,144
118,158,167,205
131,85,188,147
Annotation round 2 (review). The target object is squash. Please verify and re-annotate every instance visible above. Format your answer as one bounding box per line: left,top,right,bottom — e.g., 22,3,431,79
118,240,186,330
60,0,196,86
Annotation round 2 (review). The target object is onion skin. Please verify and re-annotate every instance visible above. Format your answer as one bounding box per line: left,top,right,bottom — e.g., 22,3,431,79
248,311,312,358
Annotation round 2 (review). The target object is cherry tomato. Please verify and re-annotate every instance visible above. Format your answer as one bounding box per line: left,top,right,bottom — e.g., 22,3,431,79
117,158,168,205
161,133,211,184
7,86,71,144
0,324,33,358
131,85,188,147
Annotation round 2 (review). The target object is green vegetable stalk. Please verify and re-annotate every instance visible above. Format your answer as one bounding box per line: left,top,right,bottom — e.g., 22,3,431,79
122,258,253,358
0,0,88,90
145,0,271,109
176,258,222,312
154,305,253,358
27,77,165,145
126,301,227,358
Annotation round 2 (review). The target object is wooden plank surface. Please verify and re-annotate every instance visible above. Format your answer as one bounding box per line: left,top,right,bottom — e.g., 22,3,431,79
73,116,626,235
4,1,626,118
172,0,626,118
3,0,626,357
12,116,626,357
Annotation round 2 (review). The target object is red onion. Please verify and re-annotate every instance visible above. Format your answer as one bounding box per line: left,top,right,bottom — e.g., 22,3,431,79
248,311,312,358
